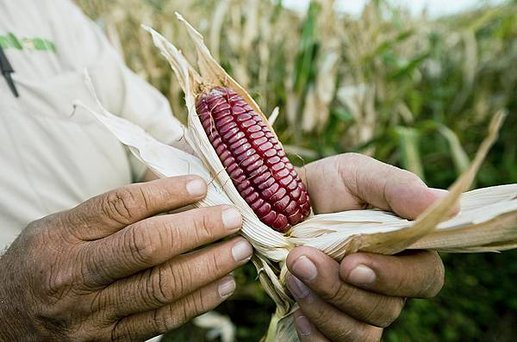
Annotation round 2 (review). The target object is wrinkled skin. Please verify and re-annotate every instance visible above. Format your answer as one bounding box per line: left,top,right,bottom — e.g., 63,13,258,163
0,176,252,341
0,154,449,341
287,153,449,341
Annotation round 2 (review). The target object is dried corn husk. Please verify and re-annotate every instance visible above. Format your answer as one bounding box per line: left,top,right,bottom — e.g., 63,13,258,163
193,311,235,342
75,14,517,342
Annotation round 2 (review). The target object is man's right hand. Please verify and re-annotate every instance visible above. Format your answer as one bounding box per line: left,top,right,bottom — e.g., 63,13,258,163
0,176,251,341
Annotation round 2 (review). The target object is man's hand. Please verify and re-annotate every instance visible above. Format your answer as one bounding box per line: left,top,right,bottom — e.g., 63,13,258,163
0,176,252,341
287,153,448,341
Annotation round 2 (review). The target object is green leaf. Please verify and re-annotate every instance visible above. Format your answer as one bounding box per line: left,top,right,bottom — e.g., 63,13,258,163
332,107,354,122
437,124,471,176
396,126,424,179
389,52,431,80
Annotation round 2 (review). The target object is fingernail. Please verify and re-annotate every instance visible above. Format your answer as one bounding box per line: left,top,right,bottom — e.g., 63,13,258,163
222,207,242,230
218,276,236,299
231,239,253,262
292,256,317,281
347,264,376,285
295,315,312,336
186,178,206,197
287,274,310,299
430,188,448,198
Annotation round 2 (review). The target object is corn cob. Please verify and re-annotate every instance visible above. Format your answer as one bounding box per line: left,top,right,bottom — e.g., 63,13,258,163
196,87,311,232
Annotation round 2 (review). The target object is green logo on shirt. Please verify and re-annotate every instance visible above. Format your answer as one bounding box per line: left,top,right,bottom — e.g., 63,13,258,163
0,32,56,52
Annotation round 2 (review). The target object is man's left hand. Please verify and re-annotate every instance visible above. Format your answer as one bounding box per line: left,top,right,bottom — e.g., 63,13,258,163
287,153,448,341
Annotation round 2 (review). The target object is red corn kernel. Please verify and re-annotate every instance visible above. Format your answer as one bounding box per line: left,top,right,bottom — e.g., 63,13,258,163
196,87,311,233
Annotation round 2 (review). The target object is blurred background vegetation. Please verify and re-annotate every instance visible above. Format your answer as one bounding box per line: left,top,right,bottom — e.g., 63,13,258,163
77,0,517,340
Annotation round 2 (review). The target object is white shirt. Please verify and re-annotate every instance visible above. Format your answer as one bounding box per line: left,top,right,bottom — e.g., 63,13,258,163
0,0,185,248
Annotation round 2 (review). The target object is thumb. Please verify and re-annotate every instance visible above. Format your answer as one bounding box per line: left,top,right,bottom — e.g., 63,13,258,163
389,186,459,220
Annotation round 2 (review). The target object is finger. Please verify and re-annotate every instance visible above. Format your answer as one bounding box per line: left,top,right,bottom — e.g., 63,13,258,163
110,275,236,341
338,153,453,219
340,250,445,298
81,205,242,285
292,290,383,341
93,237,252,318
287,247,405,328
292,309,330,342
62,175,208,240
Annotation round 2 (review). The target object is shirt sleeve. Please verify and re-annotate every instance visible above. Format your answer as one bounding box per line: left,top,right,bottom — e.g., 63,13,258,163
53,0,192,180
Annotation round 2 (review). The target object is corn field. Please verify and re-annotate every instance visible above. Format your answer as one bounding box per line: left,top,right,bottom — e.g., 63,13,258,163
77,0,517,340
